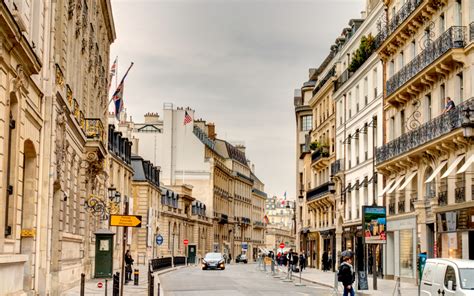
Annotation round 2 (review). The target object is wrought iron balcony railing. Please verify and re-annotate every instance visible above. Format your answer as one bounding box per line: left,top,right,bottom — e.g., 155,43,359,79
378,0,423,42
386,26,466,96
85,118,105,142
398,200,405,214
470,22,474,41
311,149,329,164
253,221,265,228
455,186,466,203
376,97,474,164
306,182,334,202
331,159,344,176
438,191,448,206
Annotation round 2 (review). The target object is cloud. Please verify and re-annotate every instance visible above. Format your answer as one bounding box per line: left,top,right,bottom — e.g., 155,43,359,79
111,0,364,198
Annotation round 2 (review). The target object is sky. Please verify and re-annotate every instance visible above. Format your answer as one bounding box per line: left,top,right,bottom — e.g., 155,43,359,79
110,0,365,200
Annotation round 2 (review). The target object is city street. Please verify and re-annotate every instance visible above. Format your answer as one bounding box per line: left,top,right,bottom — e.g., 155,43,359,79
160,264,332,296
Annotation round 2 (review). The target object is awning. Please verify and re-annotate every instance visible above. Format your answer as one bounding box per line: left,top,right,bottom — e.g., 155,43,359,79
398,171,417,191
379,179,396,196
425,160,448,183
457,154,474,174
387,176,405,194
440,155,465,179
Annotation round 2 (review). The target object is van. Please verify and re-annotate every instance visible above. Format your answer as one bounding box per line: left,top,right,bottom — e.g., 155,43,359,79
420,258,474,296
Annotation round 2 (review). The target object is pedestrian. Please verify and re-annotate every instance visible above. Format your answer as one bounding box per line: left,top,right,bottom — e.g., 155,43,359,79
338,254,355,296
443,97,456,113
228,253,232,264
328,252,333,271
299,252,306,271
322,251,328,271
286,249,295,271
124,250,134,283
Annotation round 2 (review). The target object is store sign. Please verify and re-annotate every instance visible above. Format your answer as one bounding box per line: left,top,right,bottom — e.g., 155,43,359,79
363,206,386,244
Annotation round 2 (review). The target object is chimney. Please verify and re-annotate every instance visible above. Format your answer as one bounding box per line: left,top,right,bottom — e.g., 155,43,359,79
207,123,216,140
144,112,160,124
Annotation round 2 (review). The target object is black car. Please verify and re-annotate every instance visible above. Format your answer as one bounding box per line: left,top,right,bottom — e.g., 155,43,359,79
235,254,248,264
202,252,225,270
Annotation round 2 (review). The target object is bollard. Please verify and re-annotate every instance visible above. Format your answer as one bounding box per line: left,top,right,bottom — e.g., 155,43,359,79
80,273,85,296
113,272,120,296
134,268,139,286
148,274,154,296
157,283,161,296
105,279,108,296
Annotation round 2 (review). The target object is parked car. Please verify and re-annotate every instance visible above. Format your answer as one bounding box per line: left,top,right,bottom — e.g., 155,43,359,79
202,252,225,270
236,254,248,264
420,258,474,296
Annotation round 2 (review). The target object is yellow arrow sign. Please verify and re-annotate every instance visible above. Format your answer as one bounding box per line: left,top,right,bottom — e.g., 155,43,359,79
110,215,142,227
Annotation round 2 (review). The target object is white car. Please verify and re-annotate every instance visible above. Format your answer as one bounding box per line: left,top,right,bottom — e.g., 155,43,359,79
420,258,474,296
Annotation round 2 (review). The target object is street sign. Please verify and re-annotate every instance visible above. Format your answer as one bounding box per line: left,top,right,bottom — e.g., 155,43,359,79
109,215,142,227
279,242,285,249
156,234,164,246
183,239,189,245
97,282,103,288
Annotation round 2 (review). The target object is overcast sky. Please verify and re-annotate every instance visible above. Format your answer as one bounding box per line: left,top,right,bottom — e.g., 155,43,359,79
110,0,364,200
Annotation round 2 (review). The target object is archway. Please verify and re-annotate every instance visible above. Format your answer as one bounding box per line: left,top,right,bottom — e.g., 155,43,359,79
21,140,37,291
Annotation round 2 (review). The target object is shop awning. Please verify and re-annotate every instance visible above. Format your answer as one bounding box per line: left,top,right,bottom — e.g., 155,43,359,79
398,171,417,191
387,176,405,194
440,154,465,179
425,160,448,183
379,179,396,197
457,154,474,174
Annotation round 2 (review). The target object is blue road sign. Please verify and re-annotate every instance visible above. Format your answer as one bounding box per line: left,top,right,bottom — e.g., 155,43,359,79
156,234,164,246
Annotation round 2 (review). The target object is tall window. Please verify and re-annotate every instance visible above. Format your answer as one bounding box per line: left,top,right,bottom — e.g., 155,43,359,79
457,72,464,102
426,94,432,121
301,115,312,131
356,85,360,113
410,41,416,59
440,83,445,112
399,51,404,68
390,116,395,140
439,13,445,34
364,77,368,106
363,126,368,161
455,0,462,26
373,68,378,98
389,60,395,77
400,110,405,134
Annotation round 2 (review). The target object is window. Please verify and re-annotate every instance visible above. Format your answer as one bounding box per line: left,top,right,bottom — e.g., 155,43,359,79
457,72,463,102
444,266,457,291
390,116,395,140
410,41,416,59
364,77,368,106
356,85,360,113
455,0,462,26
373,68,378,98
440,83,445,112
301,115,312,131
400,110,405,134
389,60,395,77
426,94,432,121
300,144,307,154
399,51,404,68
439,13,445,34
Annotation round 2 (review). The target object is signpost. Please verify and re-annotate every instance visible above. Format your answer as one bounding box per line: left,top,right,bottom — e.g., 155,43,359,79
110,215,142,227
279,242,285,249
184,239,189,266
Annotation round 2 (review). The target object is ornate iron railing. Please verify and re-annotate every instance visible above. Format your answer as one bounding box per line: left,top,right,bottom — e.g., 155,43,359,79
376,98,474,164
85,118,105,142
398,200,405,214
438,191,448,206
312,66,335,96
470,22,474,41
331,159,344,176
386,26,466,96
306,182,334,202
253,221,265,228
311,149,329,163
380,0,423,41
455,186,465,203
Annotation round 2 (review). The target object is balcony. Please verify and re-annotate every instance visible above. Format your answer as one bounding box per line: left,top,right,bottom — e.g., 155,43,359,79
85,118,105,142
438,191,448,206
376,97,474,164
330,159,344,176
386,26,466,100
219,214,229,224
455,186,466,203
379,0,424,42
306,182,334,202
253,221,265,229
311,149,329,165
241,217,251,225
398,200,405,214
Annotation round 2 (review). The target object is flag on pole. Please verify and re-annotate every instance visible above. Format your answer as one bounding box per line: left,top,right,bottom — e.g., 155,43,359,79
108,57,118,91
112,62,134,120
184,111,192,125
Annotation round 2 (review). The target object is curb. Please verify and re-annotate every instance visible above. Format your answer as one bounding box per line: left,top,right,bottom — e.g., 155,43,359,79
154,265,190,295
274,269,334,289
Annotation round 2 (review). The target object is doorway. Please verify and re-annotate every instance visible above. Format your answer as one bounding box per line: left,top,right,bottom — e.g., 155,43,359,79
469,231,474,260
427,223,434,258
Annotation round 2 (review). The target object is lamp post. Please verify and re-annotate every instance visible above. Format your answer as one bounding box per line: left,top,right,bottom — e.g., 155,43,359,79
171,229,176,268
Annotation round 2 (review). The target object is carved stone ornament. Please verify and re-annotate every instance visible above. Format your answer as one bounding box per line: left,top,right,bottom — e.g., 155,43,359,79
12,64,27,94
54,106,69,187
82,152,105,191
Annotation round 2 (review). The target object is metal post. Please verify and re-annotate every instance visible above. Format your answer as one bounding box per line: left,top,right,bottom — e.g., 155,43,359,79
134,269,139,286
105,279,108,296
373,244,378,290
157,283,161,296
149,274,154,296
113,272,120,296
120,198,129,296
80,273,85,296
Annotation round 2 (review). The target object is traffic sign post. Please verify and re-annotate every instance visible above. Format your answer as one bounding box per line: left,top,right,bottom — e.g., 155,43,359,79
109,215,142,227
184,239,189,266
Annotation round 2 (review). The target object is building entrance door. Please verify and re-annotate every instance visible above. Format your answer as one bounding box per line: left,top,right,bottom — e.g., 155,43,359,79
469,231,474,260
94,230,115,278
188,245,197,264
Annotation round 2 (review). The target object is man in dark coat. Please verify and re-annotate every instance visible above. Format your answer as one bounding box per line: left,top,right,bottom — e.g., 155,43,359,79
338,255,355,296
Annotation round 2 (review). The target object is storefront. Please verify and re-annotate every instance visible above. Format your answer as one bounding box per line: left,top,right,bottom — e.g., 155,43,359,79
342,225,365,272
307,231,319,268
385,216,417,280
320,229,336,271
436,207,474,260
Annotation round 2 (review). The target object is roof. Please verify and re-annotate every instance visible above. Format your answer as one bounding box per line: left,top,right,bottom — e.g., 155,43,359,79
225,142,247,165
131,155,147,181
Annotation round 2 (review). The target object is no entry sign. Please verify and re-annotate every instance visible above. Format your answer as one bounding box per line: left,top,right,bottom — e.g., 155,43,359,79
279,242,285,249
183,239,189,245
97,282,103,288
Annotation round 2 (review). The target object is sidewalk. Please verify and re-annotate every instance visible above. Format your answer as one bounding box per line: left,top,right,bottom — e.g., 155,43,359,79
61,264,155,296
272,266,419,296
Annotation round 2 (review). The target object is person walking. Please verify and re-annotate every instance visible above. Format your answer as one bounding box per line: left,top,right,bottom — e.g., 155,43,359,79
228,253,232,264
124,250,134,284
322,251,328,271
338,253,355,296
299,252,306,271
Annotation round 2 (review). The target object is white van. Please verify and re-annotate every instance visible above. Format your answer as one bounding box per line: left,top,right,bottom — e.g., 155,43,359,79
420,258,474,296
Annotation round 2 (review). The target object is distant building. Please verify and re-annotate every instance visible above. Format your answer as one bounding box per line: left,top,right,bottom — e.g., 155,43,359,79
265,196,295,232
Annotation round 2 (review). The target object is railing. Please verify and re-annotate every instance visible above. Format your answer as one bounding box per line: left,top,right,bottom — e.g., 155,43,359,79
150,257,172,271
376,97,474,164
386,26,466,96
85,118,105,142
455,186,466,203
312,66,336,96
253,221,265,228
173,256,186,266
252,188,267,198
470,22,474,41
398,200,405,214
311,149,329,163
306,182,334,202
379,0,423,42
241,217,251,225
438,191,448,206
331,159,344,176
334,69,353,92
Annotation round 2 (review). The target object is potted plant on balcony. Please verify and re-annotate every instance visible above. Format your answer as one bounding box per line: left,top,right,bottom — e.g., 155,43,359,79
309,140,330,155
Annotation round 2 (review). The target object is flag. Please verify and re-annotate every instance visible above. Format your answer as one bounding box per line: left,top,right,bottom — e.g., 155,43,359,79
284,191,287,200
263,215,269,224
112,62,133,120
108,57,118,91
184,111,192,125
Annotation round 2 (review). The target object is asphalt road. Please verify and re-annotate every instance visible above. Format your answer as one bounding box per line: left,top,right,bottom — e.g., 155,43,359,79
159,263,333,296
